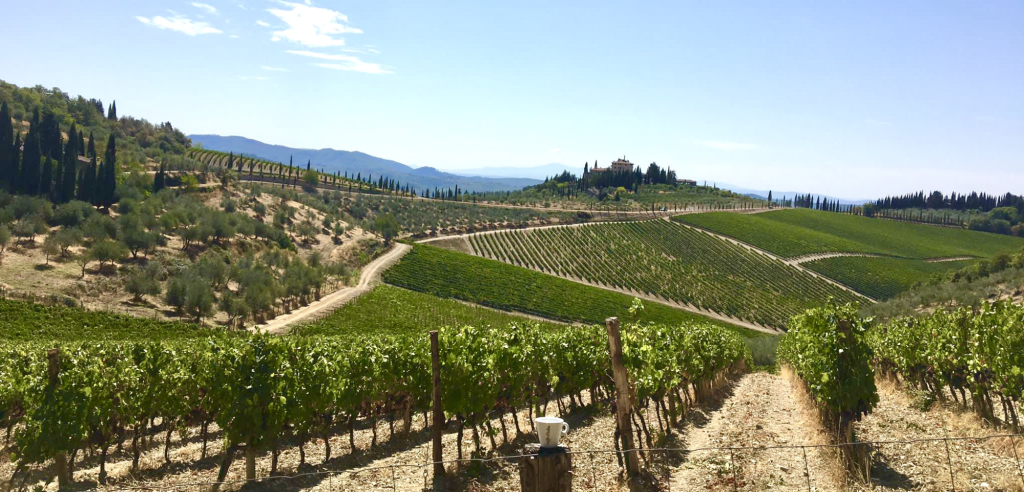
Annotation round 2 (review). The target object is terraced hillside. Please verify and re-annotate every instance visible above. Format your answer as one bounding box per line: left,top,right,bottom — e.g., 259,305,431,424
678,208,1023,259
455,220,860,328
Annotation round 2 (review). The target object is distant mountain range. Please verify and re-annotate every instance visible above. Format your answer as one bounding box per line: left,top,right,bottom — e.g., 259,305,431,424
188,135,542,193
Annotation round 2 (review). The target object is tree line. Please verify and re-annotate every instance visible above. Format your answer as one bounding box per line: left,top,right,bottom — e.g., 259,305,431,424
0,102,118,208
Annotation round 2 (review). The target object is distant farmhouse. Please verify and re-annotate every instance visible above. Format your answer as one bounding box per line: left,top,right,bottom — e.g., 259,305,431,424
590,157,634,174
677,178,697,186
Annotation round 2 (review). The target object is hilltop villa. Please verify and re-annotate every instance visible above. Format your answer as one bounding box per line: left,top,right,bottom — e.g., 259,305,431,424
590,157,634,174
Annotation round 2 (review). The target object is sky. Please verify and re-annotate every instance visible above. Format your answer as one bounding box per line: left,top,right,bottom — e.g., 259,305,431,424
1,1,1022,199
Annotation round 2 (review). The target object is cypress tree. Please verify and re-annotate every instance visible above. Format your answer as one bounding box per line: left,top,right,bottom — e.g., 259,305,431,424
40,154,54,198
87,131,96,159
79,154,97,204
20,122,41,195
78,131,85,156
9,133,21,193
154,160,166,193
100,135,117,208
0,102,12,186
108,101,117,120
60,128,78,203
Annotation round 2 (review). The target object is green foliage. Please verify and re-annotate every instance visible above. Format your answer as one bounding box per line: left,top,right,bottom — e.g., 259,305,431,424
466,221,858,328
679,209,1023,259
804,256,973,300
777,301,877,423
383,244,762,337
295,285,565,337
372,212,399,243
0,302,748,476
0,298,216,342
869,302,1024,423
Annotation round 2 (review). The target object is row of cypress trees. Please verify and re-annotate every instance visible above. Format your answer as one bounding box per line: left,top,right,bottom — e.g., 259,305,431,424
0,101,118,208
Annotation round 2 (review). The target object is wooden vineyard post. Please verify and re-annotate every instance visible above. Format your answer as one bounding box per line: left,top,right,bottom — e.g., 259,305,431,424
430,331,445,477
605,317,640,476
48,349,71,490
519,444,572,492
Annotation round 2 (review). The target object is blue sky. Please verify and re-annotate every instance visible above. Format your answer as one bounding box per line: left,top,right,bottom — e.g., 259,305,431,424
2,1,1022,199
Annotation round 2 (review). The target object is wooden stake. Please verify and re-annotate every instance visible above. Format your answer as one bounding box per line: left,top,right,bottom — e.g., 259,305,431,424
605,317,640,476
519,444,572,492
48,349,71,490
430,331,445,477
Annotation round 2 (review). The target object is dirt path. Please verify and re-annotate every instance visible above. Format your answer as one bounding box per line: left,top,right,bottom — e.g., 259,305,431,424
853,379,1024,491
924,256,975,263
254,243,412,334
671,372,840,491
786,251,884,265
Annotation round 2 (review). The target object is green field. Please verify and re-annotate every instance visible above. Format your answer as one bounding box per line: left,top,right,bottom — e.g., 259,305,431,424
803,257,975,300
677,209,1023,259
0,298,222,342
386,243,780,335
294,285,566,337
462,220,859,328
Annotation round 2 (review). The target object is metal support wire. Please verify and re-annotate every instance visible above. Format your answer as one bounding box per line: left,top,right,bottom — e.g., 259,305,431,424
95,432,1024,491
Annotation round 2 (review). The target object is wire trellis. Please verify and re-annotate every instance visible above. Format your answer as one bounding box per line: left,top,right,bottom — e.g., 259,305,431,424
96,432,1024,491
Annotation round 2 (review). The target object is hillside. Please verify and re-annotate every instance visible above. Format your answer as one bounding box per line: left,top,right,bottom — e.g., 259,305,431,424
445,220,860,328
678,208,1024,259
189,134,541,193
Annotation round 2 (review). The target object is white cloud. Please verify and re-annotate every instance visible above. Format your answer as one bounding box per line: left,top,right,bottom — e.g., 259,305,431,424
192,2,218,14
136,15,222,35
256,20,271,27
696,140,761,151
261,65,289,72
230,34,242,38
267,2,362,47
288,50,391,74
239,75,268,81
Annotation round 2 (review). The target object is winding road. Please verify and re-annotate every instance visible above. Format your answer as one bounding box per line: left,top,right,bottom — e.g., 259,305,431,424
253,243,412,334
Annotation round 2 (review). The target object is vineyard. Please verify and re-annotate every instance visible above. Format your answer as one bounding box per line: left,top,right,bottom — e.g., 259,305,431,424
294,285,565,337
382,244,759,334
0,298,222,342
803,256,974,300
870,301,1024,427
678,208,1023,259
0,317,749,487
462,220,860,328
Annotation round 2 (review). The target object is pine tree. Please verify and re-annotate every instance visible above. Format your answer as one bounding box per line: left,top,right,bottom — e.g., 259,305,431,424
0,102,12,187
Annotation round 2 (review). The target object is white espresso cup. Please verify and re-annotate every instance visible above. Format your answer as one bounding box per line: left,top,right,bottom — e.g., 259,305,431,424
535,417,569,448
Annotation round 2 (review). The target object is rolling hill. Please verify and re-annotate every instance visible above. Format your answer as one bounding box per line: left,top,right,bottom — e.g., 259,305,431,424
189,134,542,193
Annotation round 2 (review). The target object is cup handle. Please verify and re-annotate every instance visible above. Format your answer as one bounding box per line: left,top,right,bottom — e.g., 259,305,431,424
561,422,569,435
